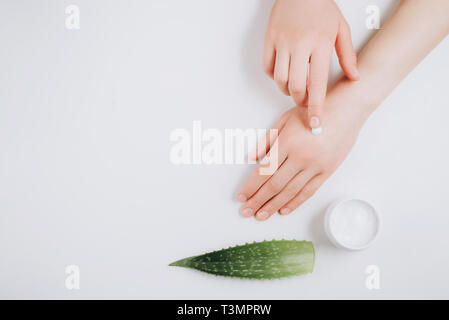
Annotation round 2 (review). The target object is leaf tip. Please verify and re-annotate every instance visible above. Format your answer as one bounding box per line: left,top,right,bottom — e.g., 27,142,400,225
169,257,190,267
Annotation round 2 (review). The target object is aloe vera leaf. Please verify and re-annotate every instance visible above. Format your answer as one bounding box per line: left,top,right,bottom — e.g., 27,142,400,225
169,240,315,279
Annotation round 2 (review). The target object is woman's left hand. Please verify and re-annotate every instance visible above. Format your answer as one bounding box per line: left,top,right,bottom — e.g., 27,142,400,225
237,100,362,221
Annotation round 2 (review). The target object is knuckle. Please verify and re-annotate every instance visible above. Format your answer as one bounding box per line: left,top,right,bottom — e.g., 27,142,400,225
292,41,309,55
291,90,304,98
289,199,301,210
293,95,306,106
307,104,323,116
301,187,316,199
307,80,325,93
306,31,330,45
266,179,282,193
285,141,303,156
274,73,287,85
308,103,321,110
313,156,327,167
289,83,304,95
313,157,328,169
284,183,300,197
308,93,325,107
318,37,333,49
300,32,316,46
289,33,307,45
275,32,289,45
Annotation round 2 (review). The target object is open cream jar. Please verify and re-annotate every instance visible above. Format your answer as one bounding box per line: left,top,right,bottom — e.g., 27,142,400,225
324,198,381,250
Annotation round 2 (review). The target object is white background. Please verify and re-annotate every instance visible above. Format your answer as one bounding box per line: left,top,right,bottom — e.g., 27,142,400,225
1,0,448,299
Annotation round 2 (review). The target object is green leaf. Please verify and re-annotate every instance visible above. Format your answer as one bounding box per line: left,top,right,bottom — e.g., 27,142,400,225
169,240,315,279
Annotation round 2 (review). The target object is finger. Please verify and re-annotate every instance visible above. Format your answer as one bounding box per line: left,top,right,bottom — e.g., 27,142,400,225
248,111,289,162
288,51,309,107
255,169,317,221
273,49,291,96
280,174,328,214
307,45,332,130
263,44,276,79
238,143,288,205
335,21,359,80
242,158,300,219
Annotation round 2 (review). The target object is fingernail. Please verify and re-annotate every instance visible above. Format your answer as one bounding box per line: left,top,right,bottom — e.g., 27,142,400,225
311,127,322,136
256,211,269,220
280,208,291,215
237,194,247,203
309,116,320,129
241,208,253,217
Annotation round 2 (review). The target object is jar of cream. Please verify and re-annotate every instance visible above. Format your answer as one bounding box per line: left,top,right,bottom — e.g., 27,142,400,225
324,198,381,250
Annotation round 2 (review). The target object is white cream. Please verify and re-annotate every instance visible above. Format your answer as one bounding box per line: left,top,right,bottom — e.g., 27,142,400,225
325,199,380,250
311,127,322,135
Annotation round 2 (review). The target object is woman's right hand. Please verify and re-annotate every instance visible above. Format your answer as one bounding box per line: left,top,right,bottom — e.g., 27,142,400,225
264,0,359,131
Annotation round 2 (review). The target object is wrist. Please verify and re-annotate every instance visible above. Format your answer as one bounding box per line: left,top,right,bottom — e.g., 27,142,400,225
325,76,379,129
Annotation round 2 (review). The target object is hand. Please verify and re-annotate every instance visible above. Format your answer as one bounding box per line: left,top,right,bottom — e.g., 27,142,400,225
263,0,359,130
237,96,363,221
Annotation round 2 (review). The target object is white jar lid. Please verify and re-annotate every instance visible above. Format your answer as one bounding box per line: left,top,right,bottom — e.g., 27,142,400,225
324,198,381,250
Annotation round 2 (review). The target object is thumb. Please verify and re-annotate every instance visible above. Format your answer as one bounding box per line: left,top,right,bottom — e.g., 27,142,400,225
335,21,360,80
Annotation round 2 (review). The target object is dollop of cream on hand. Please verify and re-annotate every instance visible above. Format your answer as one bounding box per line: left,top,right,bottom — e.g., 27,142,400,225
311,127,322,135
309,116,322,135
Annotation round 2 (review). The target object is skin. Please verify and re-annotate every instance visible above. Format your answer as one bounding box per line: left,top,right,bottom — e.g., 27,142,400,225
263,0,360,130
239,0,449,221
